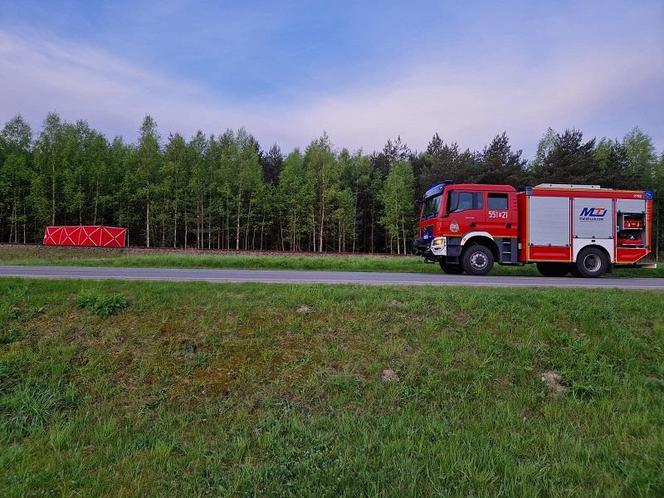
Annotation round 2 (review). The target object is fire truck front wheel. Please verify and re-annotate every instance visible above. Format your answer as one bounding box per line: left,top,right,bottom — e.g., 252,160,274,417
575,247,609,278
462,244,494,275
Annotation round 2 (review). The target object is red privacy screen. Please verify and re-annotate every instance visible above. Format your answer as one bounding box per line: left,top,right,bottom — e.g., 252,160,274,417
43,226,127,248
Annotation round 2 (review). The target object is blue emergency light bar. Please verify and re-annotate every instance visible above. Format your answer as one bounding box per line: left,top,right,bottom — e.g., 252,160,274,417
423,181,452,199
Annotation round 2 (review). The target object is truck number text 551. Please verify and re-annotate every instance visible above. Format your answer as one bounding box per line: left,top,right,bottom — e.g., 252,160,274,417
488,210,508,219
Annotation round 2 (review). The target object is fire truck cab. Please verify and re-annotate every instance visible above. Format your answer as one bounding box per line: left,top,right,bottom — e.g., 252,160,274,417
414,182,654,277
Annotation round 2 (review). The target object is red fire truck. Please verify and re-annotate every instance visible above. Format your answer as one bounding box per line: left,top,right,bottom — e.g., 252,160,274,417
414,182,654,277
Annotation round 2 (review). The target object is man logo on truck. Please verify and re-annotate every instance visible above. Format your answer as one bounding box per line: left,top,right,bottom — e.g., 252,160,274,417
579,207,607,221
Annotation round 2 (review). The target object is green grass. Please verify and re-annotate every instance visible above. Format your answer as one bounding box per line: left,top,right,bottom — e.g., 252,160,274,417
1,278,663,496
76,290,130,318
0,245,446,273
0,244,662,278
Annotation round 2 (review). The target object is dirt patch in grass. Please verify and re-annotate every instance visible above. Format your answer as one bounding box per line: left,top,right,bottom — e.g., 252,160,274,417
454,309,472,327
381,368,399,382
540,371,568,397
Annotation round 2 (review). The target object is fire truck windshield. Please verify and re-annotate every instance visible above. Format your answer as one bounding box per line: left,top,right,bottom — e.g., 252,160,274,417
422,194,442,219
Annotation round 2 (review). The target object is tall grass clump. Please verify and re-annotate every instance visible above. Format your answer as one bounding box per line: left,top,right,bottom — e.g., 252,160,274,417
76,291,129,318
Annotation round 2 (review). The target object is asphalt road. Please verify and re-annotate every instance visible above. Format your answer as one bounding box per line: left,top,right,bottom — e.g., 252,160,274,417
1,265,664,290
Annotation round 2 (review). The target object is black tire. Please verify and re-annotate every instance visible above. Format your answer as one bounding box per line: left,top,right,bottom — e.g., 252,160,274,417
536,262,570,277
440,260,464,274
575,247,609,278
461,244,494,275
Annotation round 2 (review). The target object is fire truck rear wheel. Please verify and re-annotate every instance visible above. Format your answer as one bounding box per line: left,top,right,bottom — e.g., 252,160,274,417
440,260,464,274
575,247,608,278
536,262,570,277
462,244,494,275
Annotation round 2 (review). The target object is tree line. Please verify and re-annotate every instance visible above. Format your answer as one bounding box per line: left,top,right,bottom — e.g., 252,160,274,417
1,113,663,253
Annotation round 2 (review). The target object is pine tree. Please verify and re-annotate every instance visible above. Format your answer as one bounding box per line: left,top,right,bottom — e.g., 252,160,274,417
262,144,283,186
530,129,597,185
419,136,476,193
474,133,527,186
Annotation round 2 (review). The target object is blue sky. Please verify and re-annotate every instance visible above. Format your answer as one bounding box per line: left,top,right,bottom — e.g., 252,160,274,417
1,0,662,156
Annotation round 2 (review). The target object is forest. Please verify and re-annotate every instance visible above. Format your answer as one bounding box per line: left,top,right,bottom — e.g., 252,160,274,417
0,113,662,253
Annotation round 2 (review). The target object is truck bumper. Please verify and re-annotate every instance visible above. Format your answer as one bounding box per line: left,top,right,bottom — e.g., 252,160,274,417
413,238,429,254
413,238,435,261
414,237,448,261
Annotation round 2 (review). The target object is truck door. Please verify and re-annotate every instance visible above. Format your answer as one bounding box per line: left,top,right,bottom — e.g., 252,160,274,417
446,190,484,235
479,191,519,263
481,191,518,238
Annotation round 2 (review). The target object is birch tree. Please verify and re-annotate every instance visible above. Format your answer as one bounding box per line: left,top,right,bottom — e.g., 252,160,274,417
380,161,415,254
304,134,338,252
135,116,161,247
0,115,33,242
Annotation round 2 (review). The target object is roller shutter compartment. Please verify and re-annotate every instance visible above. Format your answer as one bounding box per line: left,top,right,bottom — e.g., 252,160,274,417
528,197,570,246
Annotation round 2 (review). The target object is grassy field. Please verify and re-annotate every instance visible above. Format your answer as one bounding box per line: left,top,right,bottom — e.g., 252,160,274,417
1,278,663,496
0,244,662,278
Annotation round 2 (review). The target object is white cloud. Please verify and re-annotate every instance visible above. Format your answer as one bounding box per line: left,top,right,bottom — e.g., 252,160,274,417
0,29,662,155
295,50,664,153
0,30,248,137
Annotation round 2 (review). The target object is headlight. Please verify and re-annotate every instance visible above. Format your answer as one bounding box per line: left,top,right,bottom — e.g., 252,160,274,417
431,237,445,247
